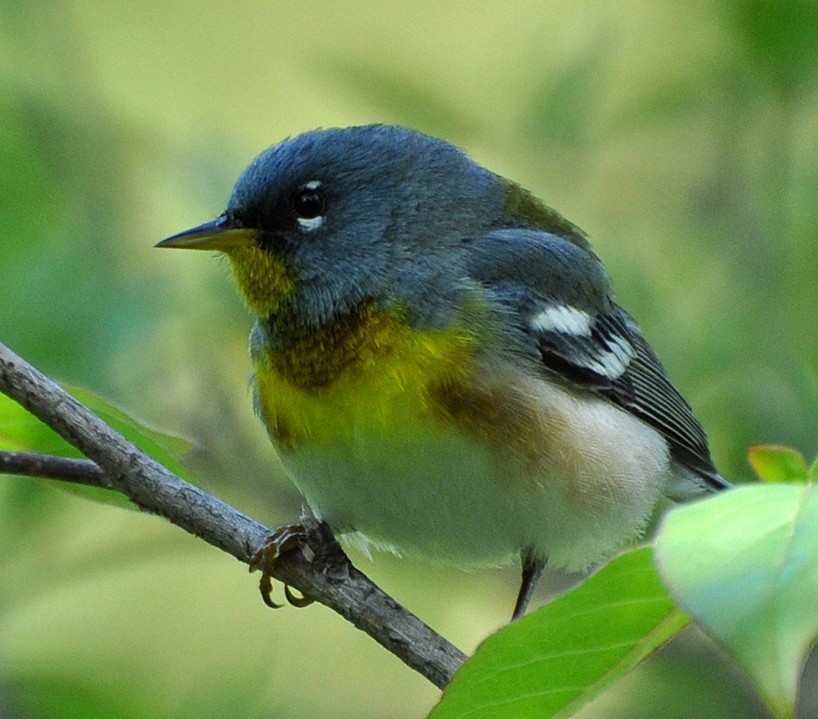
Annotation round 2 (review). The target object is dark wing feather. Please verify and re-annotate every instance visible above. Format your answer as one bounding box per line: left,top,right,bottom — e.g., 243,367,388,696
536,306,728,492
466,229,729,494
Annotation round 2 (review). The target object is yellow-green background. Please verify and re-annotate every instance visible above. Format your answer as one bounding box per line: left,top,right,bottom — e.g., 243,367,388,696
1,2,816,717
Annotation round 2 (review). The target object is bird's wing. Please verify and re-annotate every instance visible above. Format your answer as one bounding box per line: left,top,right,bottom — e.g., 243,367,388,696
466,229,729,493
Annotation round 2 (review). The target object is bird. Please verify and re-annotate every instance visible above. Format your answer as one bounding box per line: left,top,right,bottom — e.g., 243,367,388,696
157,124,729,619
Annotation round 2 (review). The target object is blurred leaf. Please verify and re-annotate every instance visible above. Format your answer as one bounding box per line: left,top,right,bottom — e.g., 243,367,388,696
430,547,685,719
610,82,697,131
0,95,69,257
522,36,611,146
748,444,809,483
9,674,144,719
656,485,818,719
723,0,818,99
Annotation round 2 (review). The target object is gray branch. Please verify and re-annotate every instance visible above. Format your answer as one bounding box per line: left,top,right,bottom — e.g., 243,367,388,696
0,450,111,486
0,341,466,689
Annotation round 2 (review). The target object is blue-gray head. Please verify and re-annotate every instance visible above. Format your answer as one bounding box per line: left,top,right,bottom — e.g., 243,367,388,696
157,124,582,326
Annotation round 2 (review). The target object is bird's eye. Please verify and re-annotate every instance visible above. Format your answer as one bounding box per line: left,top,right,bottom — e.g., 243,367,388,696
291,185,326,220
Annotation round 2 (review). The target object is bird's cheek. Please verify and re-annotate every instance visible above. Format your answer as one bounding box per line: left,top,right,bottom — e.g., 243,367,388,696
225,245,295,316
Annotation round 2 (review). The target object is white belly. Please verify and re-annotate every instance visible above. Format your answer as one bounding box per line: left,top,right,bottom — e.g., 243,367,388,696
280,376,671,571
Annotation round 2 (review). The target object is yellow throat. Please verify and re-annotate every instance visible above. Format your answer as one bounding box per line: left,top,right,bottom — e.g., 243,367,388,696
226,245,295,317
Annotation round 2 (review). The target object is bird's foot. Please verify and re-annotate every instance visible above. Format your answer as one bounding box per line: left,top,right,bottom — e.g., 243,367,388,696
249,523,315,609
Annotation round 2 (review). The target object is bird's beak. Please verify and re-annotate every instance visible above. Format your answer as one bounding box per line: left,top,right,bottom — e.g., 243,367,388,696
155,215,258,251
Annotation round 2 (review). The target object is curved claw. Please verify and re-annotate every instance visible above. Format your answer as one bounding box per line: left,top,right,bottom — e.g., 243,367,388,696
284,584,315,608
249,523,314,609
258,571,284,609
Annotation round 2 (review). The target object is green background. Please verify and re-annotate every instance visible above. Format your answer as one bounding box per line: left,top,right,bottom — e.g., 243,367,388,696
1,2,816,717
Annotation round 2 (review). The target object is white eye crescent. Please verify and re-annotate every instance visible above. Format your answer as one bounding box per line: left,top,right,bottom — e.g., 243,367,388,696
292,180,326,231
298,215,324,231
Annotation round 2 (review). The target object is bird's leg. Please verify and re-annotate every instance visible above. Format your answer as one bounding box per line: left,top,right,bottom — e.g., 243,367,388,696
249,523,315,609
512,549,545,620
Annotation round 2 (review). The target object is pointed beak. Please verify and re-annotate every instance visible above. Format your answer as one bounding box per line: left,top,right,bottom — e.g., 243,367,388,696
155,215,258,251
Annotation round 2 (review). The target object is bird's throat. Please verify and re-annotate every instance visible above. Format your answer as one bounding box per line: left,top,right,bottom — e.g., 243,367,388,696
226,245,294,316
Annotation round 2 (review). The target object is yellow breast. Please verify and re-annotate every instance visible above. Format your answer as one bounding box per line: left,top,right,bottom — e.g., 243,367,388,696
252,303,479,451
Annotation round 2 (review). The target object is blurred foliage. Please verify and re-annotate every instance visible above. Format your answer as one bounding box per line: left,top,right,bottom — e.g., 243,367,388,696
1,1,817,717
748,444,818,483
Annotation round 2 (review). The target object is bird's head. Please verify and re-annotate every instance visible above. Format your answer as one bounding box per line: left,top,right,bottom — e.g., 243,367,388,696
157,125,510,327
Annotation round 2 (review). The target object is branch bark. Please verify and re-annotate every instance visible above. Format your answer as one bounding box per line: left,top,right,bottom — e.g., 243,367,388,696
0,450,111,486
0,341,467,689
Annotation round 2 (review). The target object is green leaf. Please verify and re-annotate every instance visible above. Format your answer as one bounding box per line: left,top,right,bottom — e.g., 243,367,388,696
747,444,808,483
430,547,685,719
656,485,818,719
0,391,80,456
68,386,193,481
1,385,193,508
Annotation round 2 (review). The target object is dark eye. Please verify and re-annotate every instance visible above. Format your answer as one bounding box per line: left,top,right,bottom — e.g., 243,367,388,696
291,185,326,219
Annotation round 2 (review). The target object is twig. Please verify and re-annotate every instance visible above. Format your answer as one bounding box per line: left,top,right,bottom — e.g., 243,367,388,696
0,450,111,486
0,341,466,689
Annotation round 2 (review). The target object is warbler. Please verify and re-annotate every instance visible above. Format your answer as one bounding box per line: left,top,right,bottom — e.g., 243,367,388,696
158,124,729,618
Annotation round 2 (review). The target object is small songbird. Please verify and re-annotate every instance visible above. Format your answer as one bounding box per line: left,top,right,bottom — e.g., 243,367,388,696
158,125,729,618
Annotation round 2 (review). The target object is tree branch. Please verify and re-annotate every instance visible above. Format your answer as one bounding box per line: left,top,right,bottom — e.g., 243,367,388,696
0,342,466,689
